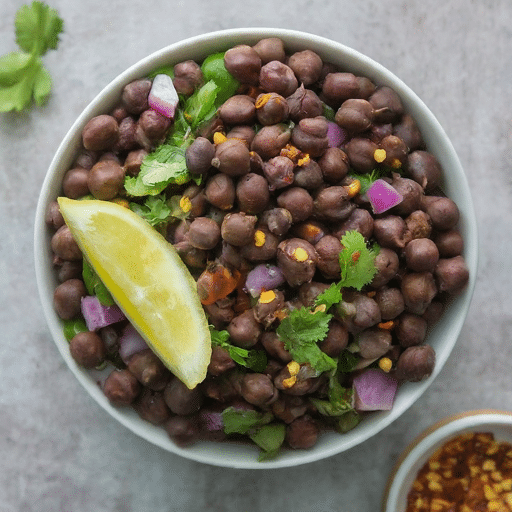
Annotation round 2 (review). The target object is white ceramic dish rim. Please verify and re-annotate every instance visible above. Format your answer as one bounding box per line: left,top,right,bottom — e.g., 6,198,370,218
34,27,479,469
382,410,512,511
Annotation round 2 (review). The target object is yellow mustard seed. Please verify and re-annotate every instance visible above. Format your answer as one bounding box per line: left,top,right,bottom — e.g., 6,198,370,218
378,357,393,373
345,179,361,198
373,148,387,163
255,93,272,109
213,132,227,145
259,290,276,304
179,196,192,213
254,230,266,247
292,247,309,262
287,361,300,376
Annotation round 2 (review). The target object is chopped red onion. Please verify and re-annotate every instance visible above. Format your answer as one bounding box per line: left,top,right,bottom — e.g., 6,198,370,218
244,264,285,297
118,323,148,364
81,296,125,331
148,74,179,119
200,410,224,432
326,121,348,148
367,178,403,214
353,368,398,411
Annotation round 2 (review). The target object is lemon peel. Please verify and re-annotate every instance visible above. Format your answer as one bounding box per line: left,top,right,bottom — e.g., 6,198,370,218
57,197,211,389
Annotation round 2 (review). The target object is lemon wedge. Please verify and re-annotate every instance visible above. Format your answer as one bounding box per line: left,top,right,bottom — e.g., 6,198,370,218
57,197,211,389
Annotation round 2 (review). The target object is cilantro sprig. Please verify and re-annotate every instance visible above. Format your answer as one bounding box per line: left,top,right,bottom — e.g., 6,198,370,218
210,326,267,372
221,407,285,461
276,231,379,374
276,308,337,373
124,52,239,198
0,2,64,112
338,231,380,291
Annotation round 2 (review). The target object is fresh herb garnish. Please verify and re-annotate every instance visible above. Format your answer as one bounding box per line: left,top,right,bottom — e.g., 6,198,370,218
0,1,64,112
210,326,267,372
82,259,115,306
129,195,172,228
124,52,239,198
314,281,343,311
276,308,337,373
222,407,273,435
221,407,285,461
250,424,286,461
338,230,380,291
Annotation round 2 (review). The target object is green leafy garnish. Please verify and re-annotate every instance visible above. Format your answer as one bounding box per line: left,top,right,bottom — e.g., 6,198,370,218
221,407,284,461
276,308,337,373
183,79,219,130
63,318,88,341
210,326,267,372
249,424,286,461
350,168,389,195
222,407,273,435
82,259,115,306
0,2,64,112
337,349,360,373
314,281,343,311
129,195,172,228
338,231,380,291
309,366,360,434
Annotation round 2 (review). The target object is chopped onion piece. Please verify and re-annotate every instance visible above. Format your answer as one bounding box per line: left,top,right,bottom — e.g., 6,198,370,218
244,264,285,297
367,178,403,214
118,323,148,364
148,74,179,119
200,410,224,432
326,121,347,147
81,295,125,331
353,368,398,411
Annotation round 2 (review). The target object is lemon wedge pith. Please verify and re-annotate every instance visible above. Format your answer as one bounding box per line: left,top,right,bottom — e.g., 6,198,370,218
57,197,211,389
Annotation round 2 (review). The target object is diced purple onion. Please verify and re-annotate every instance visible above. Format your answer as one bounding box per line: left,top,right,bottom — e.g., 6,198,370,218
118,323,148,364
200,410,224,432
244,264,285,297
326,121,348,148
148,74,179,119
353,368,398,411
81,296,125,331
367,178,403,214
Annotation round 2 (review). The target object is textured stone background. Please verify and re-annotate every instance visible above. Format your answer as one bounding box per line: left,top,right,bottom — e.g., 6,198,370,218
1,0,511,511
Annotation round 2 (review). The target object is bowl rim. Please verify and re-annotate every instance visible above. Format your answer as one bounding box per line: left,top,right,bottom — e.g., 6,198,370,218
381,410,512,511
34,27,479,469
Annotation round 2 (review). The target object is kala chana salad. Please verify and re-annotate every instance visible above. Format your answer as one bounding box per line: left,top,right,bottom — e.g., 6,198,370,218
47,37,470,461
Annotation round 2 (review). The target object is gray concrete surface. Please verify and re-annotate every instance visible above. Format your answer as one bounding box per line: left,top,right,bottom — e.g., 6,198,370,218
1,0,511,510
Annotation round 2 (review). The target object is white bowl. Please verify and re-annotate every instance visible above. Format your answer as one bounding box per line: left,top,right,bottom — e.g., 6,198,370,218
382,410,512,511
34,28,478,469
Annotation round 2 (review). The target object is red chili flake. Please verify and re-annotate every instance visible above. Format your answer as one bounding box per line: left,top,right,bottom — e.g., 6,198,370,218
351,251,361,262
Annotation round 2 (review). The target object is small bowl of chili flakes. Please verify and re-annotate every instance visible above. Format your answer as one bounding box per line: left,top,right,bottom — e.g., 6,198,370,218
382,410,512,512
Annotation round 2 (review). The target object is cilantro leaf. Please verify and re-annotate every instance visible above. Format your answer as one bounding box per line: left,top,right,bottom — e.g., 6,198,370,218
349,169,389,195
338,230,380,291
314,281,343,311
210,326,267,372
222,407,273,435
249,424,286,462
276,308,337,373
15,1,63,56
82,259,115,306
183,80,219,130
0,2,63,112
130,195,172,227
337,349,360,373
